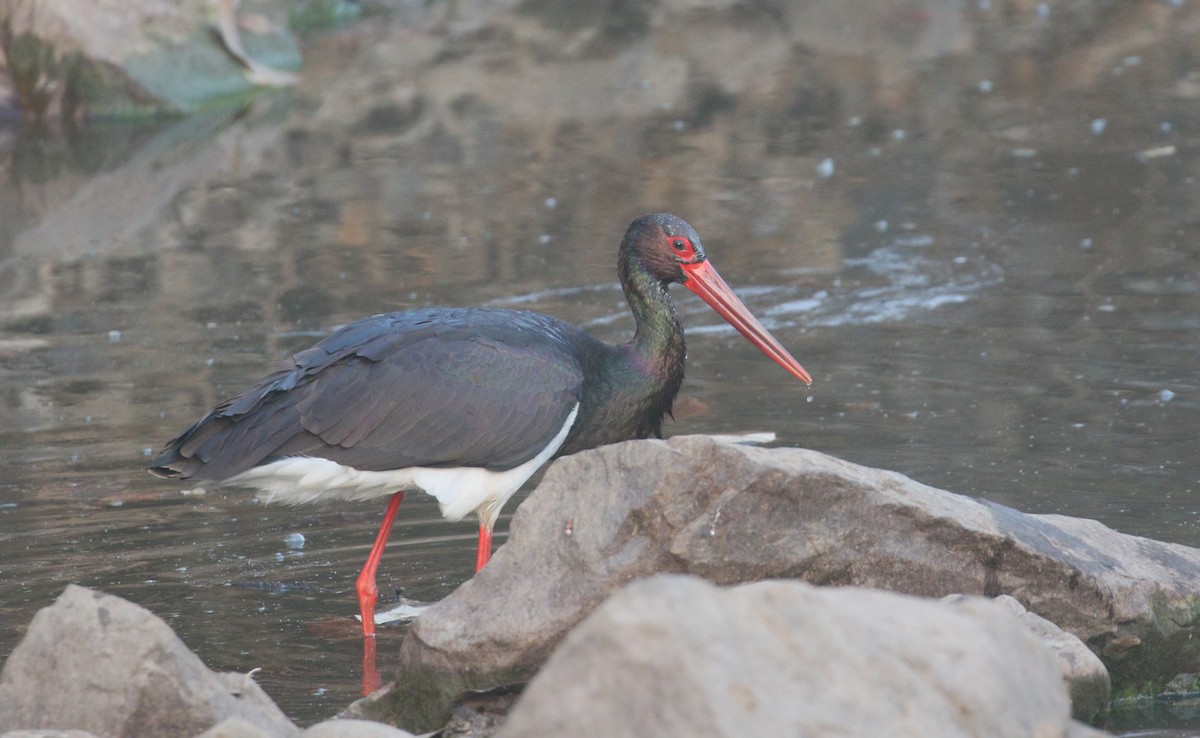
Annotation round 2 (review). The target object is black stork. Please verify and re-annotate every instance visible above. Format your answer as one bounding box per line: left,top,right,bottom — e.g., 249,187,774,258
148,213,811,639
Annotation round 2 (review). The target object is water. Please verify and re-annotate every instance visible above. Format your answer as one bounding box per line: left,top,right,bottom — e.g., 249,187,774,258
2,2,1199,732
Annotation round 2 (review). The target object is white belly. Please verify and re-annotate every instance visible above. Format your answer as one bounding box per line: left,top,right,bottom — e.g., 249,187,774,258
225,404,579,530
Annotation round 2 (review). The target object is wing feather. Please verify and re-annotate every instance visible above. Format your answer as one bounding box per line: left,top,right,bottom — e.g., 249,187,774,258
149,309,585,480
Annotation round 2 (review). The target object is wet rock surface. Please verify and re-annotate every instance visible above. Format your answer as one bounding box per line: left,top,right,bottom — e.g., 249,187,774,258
362,435,1199,731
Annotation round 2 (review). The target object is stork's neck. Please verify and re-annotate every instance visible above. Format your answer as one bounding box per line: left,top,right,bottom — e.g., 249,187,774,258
552,249,686,456
619,255,686,378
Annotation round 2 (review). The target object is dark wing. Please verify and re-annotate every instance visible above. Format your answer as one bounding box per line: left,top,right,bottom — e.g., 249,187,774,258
148,309,584,480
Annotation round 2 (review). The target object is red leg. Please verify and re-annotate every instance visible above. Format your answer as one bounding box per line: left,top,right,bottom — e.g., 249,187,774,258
355,491,404,638
475,522,492,572
361,634,381,696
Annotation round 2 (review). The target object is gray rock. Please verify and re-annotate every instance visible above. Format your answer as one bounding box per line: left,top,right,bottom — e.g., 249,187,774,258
193,718,277,738
963,594,1111,724
0,0,299,118
498,575,1096,738
1162,672,1200,694
0,731,102,738
362,436,1200,730
301,719,417,738
0,585,299,738
337,685,517,738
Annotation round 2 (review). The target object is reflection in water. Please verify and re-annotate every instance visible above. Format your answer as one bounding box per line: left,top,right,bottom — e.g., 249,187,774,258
1,1,1199,732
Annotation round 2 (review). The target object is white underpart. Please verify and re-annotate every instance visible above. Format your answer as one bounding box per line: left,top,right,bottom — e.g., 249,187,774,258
227,404,579,532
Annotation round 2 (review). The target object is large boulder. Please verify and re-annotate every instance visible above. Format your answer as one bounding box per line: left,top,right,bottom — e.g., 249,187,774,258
0,585,299,738
361,435,1200,731
498,575,1105,738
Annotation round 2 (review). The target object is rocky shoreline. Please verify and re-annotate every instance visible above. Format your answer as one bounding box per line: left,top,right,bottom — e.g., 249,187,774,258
6,436,1200,736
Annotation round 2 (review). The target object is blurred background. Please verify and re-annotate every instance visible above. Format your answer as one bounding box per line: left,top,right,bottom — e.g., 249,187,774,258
1,0,1198,731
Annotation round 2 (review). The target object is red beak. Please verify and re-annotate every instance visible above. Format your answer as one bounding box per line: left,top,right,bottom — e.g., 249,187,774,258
681,260,812,385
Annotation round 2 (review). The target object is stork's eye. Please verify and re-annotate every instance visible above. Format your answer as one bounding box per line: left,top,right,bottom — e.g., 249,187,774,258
672,238,690,252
